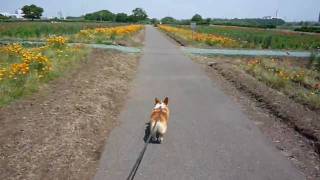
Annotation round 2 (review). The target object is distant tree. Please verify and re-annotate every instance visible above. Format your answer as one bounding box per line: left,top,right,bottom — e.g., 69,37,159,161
115,13,128,22
131,8,148,22
66,16,84,20
161,16,177,24
22,4,43,20
178,19,191,25
191,14,203,23
151,18,159,24
205,18,212,25
0,14,9,20
210,18,285,28
84,10,115,21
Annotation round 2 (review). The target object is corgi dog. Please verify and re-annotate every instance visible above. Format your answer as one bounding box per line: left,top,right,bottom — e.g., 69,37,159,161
150,97,170,143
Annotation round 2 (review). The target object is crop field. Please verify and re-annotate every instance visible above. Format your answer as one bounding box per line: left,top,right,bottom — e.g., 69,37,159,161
74,24,143,44
159,25,238,48
0,37,89,106
196,25,320,50
0,22,144,45
0,21,118,39
0,23,144,106
159,24,320,50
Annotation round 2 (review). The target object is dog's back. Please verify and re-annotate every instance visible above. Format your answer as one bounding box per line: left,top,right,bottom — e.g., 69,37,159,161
151,108,169,135
150,97,170,143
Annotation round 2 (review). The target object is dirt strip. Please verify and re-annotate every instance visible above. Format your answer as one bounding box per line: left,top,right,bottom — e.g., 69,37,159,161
0,49,139,180
211,61,320,146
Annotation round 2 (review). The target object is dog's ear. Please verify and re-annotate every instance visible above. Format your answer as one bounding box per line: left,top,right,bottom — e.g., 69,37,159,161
155,97,160,105
163,97,169,105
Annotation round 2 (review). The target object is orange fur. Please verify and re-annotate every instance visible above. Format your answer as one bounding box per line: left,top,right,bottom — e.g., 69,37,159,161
150,107,170,127
150,97,170,142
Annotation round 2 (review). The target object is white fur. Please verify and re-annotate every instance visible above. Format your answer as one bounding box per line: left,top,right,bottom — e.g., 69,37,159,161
150,121,167,136
154,103,166,110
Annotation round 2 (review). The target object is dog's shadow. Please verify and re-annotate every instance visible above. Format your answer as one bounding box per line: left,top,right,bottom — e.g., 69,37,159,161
143,122,160,144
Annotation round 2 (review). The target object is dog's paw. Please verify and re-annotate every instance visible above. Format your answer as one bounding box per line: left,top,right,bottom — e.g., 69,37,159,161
159,137,164,144
152,136,157,142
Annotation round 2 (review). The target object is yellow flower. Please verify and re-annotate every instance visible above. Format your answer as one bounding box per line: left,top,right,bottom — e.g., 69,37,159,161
47,36,68,48
77,25,143,39
158,25,237,47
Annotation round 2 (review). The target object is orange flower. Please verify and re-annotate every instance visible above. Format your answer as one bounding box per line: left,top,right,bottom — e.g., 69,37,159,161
158,25,238,47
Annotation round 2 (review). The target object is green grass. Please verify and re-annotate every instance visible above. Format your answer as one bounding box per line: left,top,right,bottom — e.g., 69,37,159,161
187,25,320,50
0,21,119,39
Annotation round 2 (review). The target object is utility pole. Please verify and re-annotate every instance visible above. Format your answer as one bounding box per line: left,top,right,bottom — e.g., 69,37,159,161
275,9,279,27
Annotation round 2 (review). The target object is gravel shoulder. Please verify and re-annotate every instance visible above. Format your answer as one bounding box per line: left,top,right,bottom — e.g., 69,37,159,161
0,49,140,180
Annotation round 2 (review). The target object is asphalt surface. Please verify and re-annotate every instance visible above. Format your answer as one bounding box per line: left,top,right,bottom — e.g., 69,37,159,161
94,26,305,180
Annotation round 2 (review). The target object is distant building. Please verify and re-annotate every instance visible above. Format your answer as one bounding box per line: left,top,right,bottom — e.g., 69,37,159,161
0,9,24,19
318,11,320,22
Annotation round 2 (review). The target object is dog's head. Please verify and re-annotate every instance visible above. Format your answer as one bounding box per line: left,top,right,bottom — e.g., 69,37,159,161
153,97,169,111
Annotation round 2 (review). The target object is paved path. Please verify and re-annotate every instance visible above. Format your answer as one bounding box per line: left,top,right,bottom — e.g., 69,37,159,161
94,26,305,180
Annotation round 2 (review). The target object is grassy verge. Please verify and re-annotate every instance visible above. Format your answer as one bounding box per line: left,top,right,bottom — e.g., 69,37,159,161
240,57,320,110
0,39,90,106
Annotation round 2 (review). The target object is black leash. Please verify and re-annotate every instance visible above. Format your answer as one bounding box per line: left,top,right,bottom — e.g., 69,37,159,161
126,121,158,180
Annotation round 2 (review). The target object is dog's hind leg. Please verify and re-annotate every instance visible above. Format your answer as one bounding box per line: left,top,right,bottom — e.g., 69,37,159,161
158,133,164,144
150,121,157,142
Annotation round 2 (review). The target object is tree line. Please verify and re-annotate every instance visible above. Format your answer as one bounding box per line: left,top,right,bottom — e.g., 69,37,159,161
83,8,148,22
160,14,285,28
0,4,148,23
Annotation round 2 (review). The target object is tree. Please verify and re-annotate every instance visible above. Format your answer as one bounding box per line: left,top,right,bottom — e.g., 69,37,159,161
191,14,202,23
84,10,115,21
131,8,147,22
205,18,211,25
161,17,176,24
115,13,128,22
22,4,43,20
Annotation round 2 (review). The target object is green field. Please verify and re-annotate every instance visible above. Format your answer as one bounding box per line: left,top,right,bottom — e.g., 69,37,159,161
0,21,119,39
188,25,320,50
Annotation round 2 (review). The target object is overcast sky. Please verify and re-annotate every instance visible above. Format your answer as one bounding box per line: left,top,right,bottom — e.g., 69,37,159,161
1,0,319,21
